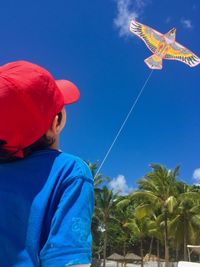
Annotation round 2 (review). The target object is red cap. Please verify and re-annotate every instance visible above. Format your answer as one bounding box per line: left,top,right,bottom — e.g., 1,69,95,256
0,60,80,158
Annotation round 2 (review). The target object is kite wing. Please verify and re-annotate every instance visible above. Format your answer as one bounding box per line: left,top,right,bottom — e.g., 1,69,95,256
130,20,163,54
165,42,200,67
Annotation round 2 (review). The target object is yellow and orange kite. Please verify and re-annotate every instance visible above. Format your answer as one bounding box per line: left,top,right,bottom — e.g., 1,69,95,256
130,20,200,70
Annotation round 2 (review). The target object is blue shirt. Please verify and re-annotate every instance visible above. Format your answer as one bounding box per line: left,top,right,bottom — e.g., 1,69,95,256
0,149,94,267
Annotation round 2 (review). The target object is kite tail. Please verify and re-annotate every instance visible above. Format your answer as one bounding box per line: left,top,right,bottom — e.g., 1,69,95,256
144,54,163,70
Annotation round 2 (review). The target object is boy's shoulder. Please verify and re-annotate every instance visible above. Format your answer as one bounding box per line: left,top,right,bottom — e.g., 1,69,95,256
56,151,93,182
28,149,93,184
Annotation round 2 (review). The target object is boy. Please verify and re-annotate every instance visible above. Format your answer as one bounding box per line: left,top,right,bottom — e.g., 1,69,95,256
0,60,94,267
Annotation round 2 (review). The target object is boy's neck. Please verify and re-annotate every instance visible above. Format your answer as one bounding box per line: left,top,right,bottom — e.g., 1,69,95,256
50,137,59,150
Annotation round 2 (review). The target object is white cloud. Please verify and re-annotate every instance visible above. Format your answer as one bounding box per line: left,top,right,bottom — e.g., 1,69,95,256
193,168,200,183
181,18,193,29
114,0,150,37
109,174,134,195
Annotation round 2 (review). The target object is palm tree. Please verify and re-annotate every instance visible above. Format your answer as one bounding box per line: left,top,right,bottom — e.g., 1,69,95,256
124,216,150,267
88,162,110,260
131,164,180,267
116,195,151,267
115,198,138,257
95,186,118,267
169,182,200,261
134,204,164,267
147,214,164,267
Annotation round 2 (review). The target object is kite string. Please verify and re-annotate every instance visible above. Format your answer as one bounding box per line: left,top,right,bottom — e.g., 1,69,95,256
96,69,154,175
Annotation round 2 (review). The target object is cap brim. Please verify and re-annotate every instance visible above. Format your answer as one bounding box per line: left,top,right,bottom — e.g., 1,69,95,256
55,80,80,105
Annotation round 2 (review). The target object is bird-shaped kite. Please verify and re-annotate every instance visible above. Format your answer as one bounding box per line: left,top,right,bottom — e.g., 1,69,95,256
130,20,200,70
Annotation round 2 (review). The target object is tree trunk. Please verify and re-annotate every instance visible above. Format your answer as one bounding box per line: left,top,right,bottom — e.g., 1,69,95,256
157,239,160,267
183,216,188,261
140,237,144,267
123,241,126,256
175,242,179,262
149,236,154,255
123,241,126,267
164,211,169,267
103,223,108,267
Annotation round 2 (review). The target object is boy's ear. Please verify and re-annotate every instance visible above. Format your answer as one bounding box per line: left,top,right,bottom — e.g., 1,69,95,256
46,115,60,137
52,114,61,135
46,108,66,137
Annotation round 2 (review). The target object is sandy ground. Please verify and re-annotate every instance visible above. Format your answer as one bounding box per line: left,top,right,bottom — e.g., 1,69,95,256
103,260,178,267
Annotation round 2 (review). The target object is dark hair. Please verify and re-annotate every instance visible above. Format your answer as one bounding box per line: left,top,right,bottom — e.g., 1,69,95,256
0,112,63,163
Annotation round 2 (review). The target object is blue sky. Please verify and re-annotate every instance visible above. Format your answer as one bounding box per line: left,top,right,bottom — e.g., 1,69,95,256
1,0,199,193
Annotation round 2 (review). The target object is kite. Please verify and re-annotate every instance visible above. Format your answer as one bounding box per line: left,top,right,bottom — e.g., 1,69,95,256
130,20,200,70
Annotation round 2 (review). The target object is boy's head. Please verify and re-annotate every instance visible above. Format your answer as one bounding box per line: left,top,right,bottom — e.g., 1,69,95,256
0,60,80,159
